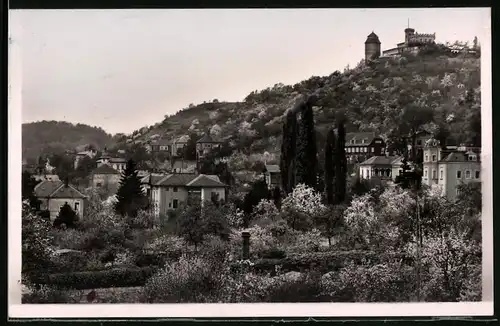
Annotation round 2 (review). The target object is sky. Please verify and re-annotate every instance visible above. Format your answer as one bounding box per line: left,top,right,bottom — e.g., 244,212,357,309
10,8,489,135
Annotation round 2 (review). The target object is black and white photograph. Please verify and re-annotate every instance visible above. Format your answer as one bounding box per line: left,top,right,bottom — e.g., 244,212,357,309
8,7,493,318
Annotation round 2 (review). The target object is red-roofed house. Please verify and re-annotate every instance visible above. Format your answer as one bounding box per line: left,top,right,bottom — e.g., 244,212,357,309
34,180,87,220
140,172,227,217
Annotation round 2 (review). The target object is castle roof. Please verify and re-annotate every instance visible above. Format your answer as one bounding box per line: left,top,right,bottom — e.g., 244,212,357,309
365,32,381,44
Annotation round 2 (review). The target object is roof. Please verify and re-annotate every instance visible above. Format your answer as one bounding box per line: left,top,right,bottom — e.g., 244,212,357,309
34,181,86,199
365,32,381,44
33,174,60,182
155,173,198,186
359,156,401,166
51,184,87,199
346,132,379,146
140,173,167,185
186,174,227,187
441,152,478,163
35,180,64,198
197,133,222,143
109,157,127,163
157,138,172,146
92,164,120,175
265,164,280,173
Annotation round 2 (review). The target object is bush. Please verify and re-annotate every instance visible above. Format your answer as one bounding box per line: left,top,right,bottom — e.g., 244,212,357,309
143,256,225,303
33,267,155,290
22,284,72,303
265,272,324,302
320,261,416,302
253,250,409,275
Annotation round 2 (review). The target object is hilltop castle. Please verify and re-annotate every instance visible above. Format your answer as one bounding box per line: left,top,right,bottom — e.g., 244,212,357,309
364,24,436,61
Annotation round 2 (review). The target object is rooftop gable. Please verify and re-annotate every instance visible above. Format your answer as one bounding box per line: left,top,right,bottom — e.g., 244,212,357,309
186,174,227,187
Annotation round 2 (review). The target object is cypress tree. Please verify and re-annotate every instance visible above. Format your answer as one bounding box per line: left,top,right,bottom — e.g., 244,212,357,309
114,159,148,218
335,120,347,203
295,101,318,189
279,109,297,194
324,127,336,205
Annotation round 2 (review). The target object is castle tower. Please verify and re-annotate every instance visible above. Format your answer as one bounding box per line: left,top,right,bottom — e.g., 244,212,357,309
422,137,440,186
404,27,415,45
364,31,381,61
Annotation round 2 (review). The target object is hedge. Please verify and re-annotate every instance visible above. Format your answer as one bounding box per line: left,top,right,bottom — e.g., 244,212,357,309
33,267,156,290
250,250,412,275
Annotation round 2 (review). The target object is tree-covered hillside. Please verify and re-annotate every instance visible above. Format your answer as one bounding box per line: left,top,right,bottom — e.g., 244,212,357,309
22,121,115,163
123,44,480,159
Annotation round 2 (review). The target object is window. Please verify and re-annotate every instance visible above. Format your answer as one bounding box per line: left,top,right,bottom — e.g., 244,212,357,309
173,187,178,192
96,182,102,187
364,147,368,153
457,170,462,179
362,139,365,144
169,202,172,208
74,202,80,212
465,170,471,179
173,199,178,209
361,169,364,178
432,169,437,180
417,140,422,146
351,139,355,144
165,187,170,191
424,169,428,178
432,155,436,162
440,170,443,180
425,155,429,162
475,171,480,179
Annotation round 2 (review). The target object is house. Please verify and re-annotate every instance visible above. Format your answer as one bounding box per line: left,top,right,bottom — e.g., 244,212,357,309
264,164,281,190
345,132,386,164
358,156,404,181
171,159,197,173
96,151,127,172
141,173,228,217
74,149,97,169
91,164,122,194
422,138,481,201
34,180,87,220
196,133,223,159
147,138,172,154
172,135,189,157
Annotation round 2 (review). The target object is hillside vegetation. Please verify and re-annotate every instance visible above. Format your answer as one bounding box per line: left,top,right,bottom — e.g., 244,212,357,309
22,121,115,163
123,45,481,160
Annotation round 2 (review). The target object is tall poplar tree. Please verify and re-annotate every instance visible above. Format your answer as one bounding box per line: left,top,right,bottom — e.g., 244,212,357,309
335,120,347,203
114,159,148,218
324,127,336,205
280,109,297,194
295,101,318,189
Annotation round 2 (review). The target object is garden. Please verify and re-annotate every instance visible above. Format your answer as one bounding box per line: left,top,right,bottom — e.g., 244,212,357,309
22,177,482,303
